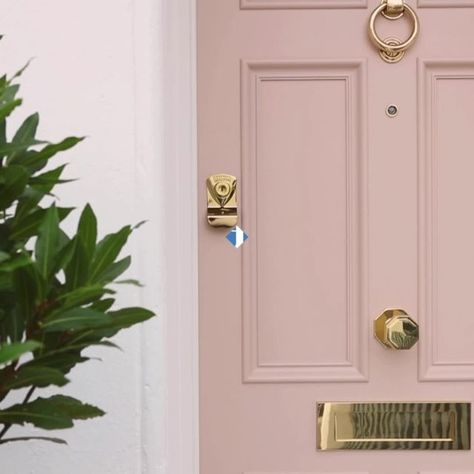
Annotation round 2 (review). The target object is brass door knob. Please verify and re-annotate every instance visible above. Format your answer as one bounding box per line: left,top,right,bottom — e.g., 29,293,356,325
374,309,419,350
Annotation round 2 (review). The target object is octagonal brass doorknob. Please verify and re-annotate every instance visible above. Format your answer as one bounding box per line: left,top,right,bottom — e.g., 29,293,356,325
374,309,419,350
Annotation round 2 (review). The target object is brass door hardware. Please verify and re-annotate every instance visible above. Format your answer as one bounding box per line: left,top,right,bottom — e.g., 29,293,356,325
207,174,238,227
374,308,419,350
317,402,471,450
368,0,419,63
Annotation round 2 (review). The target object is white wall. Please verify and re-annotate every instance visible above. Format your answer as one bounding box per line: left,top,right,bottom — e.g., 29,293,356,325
0,0,197,472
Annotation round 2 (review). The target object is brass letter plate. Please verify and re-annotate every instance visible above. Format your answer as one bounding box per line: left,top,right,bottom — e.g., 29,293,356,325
317,402,471,450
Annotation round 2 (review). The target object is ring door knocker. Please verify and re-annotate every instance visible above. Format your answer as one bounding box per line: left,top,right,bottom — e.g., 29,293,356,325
369,0,420,63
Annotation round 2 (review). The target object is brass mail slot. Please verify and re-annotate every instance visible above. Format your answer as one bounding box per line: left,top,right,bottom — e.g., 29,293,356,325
317,402,471,450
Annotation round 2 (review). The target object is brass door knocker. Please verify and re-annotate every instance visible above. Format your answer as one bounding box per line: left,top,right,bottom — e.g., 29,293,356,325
369,0,420,63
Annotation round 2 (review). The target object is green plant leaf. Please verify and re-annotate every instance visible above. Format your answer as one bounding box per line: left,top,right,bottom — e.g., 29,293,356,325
0,64,158,444
77,204,97,261
35,205,60,279
133,220,147,230
12,263,44,325
31,341,120,360
0,120,5,153
0,165,29,210
3,308,24,342
12,112,39,146
14,188,44,223
48,307,154,339
46,395,105,420
113,279,144,287
41,308,111,332
64,237,90,291
94,256,131,284
0,223,12,253
8,59,32,82
13,136,84,171
2,366,69,390
24,353,89,375
90,226,131,283
28,164,69,188
11,206,73,241
0,436,67,445
0,274,11,291
0,140,46,157
0,253,31,272
52,234,74,274
0,83,20,103
107,307,155,329
0,341,41,365
58,285,114,310
89,298,115,312
0,395,105,430
0,98,22,122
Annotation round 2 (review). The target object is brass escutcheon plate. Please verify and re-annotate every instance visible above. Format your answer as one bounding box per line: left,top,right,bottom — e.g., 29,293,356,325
317,402,471,450
207,173,238,227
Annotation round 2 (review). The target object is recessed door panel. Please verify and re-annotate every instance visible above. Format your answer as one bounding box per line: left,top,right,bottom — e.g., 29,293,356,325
419,60,474,381
241,60,368,382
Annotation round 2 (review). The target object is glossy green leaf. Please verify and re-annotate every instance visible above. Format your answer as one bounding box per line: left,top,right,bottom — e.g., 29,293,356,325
0,84,20,103
107,307,155,329
0,341,42,365
90,226,131,283
0,165,29,210
0,273,11,291
45,395,105,421
3,366,69,390
0,395,105,430
89,298,115,312
41,308,111,332
12,112,39,146
34,205,59,279
77,204,97,260
4,308,24,342
8,60,32,82
24,353,89,375
94,256,131,284
0,253,31,272
28,164,69,188
113,279,144,287
0,98,22,122
52,234,74,274
30,340,120,360
12,262,44,325
0,141,46,158
64,237,89,291
58,285,114,310
13,136,84,171
11,206,73,241
14,188,45,223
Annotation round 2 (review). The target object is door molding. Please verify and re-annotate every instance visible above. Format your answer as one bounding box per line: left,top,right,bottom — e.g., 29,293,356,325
160,1,200,473
136,0,199,472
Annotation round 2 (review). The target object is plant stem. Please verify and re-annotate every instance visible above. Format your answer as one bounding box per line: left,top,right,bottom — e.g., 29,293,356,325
0,386,36,441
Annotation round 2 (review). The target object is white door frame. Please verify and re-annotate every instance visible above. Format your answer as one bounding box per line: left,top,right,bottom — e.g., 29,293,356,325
161,0,200,472
146,0,199,473
133,0,199,472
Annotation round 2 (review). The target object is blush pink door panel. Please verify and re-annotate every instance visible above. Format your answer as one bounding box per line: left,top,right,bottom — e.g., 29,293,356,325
198,1,474,473
241,60,368,383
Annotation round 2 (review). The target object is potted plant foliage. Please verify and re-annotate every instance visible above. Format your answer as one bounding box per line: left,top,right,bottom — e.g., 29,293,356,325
0,64,155,445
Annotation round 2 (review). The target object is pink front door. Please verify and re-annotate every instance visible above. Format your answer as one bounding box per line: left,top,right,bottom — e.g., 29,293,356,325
198,0,474,472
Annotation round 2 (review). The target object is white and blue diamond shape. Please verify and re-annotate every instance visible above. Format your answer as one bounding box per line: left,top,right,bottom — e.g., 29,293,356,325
226,226,248,248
